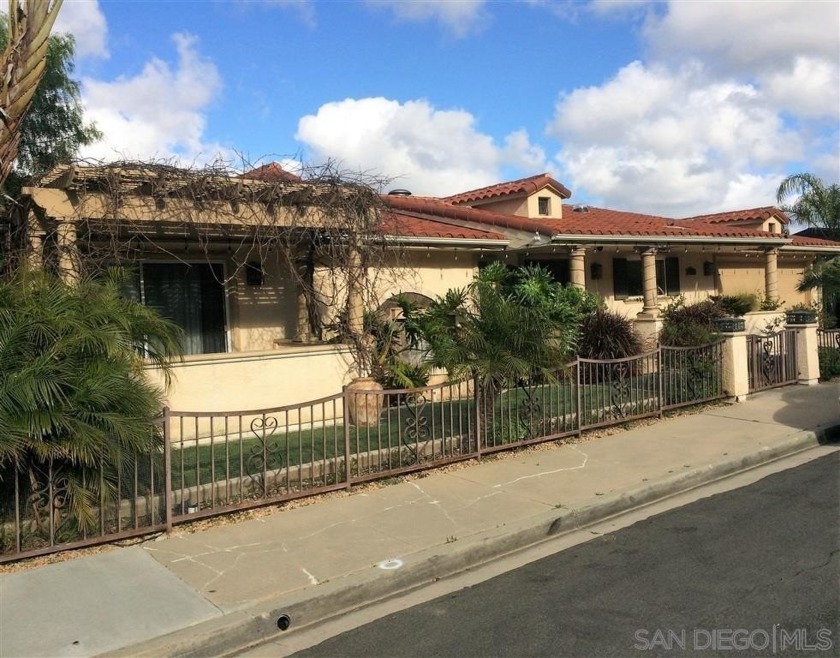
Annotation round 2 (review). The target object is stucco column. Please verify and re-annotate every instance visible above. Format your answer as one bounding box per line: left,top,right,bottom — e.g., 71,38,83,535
27,230,45,269
294,261,312,343
569,247,586,289
638,248,659,319
790,321,820,386
720,329,750,401
346,245,365,338
55,220,79,282
764,248,779,305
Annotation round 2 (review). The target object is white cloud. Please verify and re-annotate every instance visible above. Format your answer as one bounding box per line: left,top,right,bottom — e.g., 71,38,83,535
366,0,489,36
54,0,108,58
543,0,839,215
642,0,839,120
80,33,226,163
296,97,547,195
643,1,839,73
549,61,802,216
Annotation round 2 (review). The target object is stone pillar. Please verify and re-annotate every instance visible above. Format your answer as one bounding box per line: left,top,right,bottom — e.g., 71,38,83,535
637,248,659,319
569,247,586,289
791,321,820,386
764,249,779,305
55,220,79,282
720,329,750,401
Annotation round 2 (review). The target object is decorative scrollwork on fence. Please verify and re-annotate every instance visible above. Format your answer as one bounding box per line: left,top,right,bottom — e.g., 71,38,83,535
610,362,631,418
760,336,779,386
246,416,284,497
517,381,542,440
23,464,74,542
401,392,430,464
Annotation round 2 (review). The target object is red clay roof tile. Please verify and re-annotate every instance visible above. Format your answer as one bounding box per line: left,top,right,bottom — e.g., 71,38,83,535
682,206,789,225
383,194,554,237
240,162,301,183
379,211,505,241
443,173,572,205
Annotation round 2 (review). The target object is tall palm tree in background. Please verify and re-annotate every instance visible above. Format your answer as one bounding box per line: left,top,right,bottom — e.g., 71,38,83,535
0,0,64,188
777,173,840,235
777,173,840,323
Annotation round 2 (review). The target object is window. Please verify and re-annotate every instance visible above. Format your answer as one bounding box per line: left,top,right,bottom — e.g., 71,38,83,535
537,196,551,215
522,258,570,285
612,257,680,299
138,262,227,355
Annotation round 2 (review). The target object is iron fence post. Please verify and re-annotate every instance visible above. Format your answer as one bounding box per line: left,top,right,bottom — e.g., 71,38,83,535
163,406,173,534
575,359,582,436
657,347,664,417
343,386,352,489
474,376,482,461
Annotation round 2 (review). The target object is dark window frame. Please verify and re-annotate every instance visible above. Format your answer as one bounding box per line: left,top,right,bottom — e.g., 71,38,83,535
612,256,680,299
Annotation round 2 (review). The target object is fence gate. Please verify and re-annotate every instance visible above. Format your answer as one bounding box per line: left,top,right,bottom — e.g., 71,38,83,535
747,329,798,393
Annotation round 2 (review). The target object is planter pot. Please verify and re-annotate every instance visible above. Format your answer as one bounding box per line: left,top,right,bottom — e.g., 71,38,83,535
346,377,384,428
785,311,818,325
712,316,745,333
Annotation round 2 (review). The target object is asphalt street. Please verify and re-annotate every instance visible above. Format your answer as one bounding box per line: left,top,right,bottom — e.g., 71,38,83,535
288,452,840,658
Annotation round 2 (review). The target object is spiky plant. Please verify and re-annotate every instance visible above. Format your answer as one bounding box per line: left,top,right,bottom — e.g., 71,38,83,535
0,268,182,537
577,309,642,360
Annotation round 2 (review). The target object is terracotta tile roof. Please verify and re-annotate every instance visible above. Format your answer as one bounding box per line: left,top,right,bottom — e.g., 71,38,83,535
789,234,840,248
540,206,789,240
443,173,572,205
239,162,301,183
682,206,789,225
379,211,505,241
383,194,554,238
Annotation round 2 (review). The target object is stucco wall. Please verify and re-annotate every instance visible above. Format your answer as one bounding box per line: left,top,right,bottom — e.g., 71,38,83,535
146,344,353,414
228,251,298,351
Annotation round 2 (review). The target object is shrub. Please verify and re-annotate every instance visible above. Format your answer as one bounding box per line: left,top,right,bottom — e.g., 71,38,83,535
818,347,840,380
577,309,642,359
660,297,725,347
712,293,757,316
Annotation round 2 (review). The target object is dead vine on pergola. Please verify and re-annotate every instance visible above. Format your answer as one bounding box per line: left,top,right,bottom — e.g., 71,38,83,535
5,157,417,376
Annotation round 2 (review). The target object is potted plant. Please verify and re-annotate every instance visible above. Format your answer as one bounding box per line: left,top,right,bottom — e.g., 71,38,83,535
785,303,819,325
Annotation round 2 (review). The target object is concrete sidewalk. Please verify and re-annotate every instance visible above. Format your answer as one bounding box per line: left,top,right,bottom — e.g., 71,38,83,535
1,384,839,658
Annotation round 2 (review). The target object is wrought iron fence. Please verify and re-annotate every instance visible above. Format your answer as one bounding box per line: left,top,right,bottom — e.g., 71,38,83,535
747,329,798,393
0,342,728,563
818,329,840,350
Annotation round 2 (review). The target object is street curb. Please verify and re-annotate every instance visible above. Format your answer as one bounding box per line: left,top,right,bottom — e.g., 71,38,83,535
103,426,838,658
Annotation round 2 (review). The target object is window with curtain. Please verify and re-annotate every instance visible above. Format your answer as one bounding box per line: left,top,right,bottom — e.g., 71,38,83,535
613,257,680,299
140,262,227,355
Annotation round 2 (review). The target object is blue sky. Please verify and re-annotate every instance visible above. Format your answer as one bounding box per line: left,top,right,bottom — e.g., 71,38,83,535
53,0,839,217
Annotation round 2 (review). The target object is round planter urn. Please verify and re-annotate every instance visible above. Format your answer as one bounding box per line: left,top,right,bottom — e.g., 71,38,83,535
785,310,818,325
712,316,746,333
346,377,384,428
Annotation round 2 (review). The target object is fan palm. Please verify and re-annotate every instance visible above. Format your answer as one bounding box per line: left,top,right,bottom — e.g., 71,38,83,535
0,268,182,538
776,173,840,233
401,261,600,404
777,174,840,318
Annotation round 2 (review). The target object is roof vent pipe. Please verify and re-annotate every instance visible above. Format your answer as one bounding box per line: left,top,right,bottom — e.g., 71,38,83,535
388,189,412,196
573,205,589,213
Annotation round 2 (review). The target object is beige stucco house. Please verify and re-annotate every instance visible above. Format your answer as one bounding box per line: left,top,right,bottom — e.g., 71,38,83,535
13,165,840,413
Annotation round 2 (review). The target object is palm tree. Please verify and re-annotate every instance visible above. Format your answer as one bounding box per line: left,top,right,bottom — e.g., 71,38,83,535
777,174,840,323
401,262,600,440
0,268,182,539
776,173,840,234
0,0,65,187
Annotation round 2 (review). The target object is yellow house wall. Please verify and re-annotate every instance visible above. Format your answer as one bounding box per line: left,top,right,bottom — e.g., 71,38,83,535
473,197,529,217
145,344,353,415
228,251,298,351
